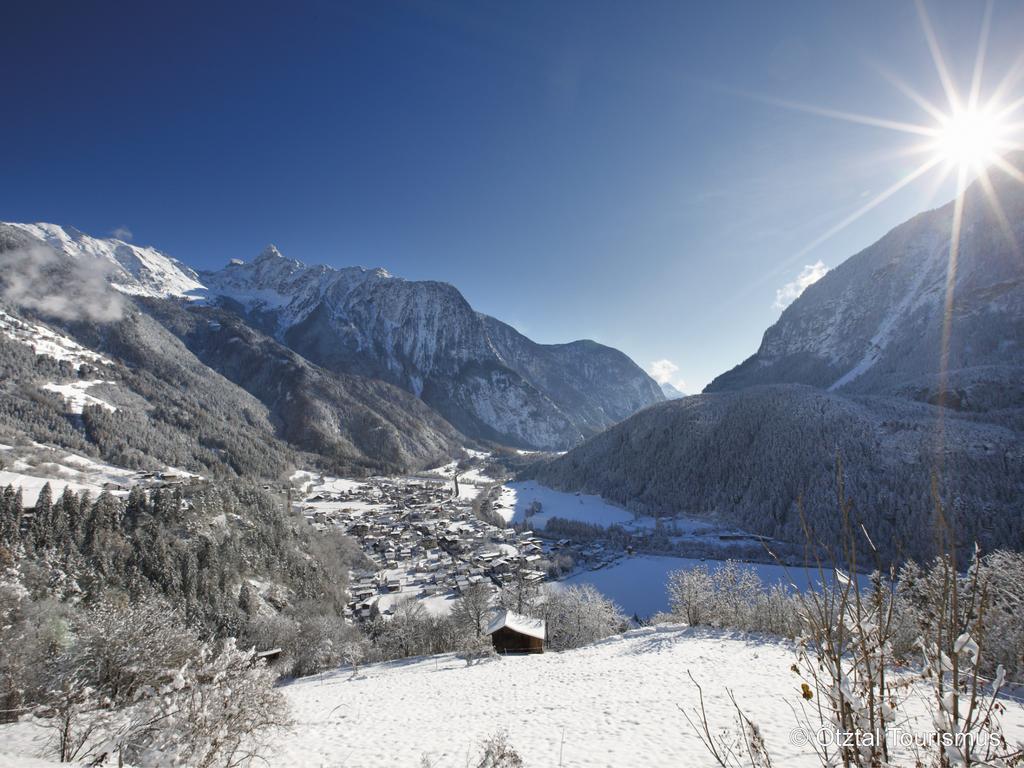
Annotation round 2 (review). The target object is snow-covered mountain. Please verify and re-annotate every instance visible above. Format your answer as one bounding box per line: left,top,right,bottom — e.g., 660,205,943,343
3,222,205,299
0,221,662,456
0,223,465,475
706,155,1024,417
201,247,663,449
659,381,686,399
529,385,1023,562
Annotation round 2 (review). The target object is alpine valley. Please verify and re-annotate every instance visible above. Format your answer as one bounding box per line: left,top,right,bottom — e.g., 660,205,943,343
2,180,1021,766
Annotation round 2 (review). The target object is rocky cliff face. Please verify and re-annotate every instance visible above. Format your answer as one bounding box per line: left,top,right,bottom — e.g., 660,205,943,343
202,248,663,449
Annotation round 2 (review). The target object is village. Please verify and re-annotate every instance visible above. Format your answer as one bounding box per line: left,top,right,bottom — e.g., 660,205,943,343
290,459,630,624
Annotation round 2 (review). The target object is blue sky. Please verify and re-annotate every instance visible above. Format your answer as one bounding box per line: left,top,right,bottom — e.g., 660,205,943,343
4,1,1023,391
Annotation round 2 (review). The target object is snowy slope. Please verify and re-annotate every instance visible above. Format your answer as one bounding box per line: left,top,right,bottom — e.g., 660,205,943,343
2,625,1020,767
0,442,192,505
41,380,117,414
274,627,1023,766
0,310,114,367
4,222,205,299
660,381,686,399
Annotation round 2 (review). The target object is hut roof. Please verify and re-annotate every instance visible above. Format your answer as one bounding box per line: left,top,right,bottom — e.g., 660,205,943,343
485,609,545,640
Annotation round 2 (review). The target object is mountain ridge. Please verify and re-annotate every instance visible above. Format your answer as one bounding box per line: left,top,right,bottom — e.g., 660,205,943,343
0,221,663,456
200,245,663,449
706,156,1024,408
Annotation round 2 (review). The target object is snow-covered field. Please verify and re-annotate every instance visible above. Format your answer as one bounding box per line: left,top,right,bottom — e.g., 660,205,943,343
2,626,1022,767
501,481,641,529
0,444,195,505
423,460,493,486
555,554,835,618
270,626,1024,767
501,481,732,539
41,380,117,414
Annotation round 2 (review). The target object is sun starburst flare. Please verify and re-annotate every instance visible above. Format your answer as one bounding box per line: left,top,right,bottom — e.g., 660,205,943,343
768,0,1023,268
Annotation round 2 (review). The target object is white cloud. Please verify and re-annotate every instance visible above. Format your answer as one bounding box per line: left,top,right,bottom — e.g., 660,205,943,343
647,360,686,392
110,225,133,241
774,260,827,310
647,359,678,384
0,244,125,323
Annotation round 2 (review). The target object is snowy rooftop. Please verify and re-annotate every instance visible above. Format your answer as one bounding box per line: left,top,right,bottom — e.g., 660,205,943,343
485,609,545,640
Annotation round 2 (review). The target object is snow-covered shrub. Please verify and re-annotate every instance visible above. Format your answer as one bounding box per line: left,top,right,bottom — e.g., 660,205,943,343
39,668,111,763
0,571,74,724
667,561,801,637
341,634,371,674
898,549,1024,683
74,597,201,705
680,674,772,768
458,633,498,666
474,730,524,768
288,615,350,678
977,550,1024,681
119,639,290,768
542,584,626,651
667,564,717,626
239,613,300,662
8,596,292,766
366,598,472,661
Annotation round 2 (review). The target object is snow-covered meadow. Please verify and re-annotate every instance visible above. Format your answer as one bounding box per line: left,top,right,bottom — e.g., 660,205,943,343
0,443,196,505
500,480,750,542
269,626,1024,767
500,480,638,528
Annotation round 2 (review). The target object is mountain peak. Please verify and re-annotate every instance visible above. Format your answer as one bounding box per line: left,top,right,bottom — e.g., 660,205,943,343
255,244,284,263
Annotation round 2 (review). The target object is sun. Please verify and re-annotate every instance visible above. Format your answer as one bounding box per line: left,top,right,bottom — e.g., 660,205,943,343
758,0,1024,272
932,106,1007,172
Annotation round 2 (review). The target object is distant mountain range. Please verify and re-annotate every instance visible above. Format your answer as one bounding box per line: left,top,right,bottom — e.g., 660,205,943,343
531,157,1024,561
201,247,663,448
0,222,663,477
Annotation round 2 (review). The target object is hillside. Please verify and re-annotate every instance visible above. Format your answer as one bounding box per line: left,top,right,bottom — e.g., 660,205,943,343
528,386,1023,562
4,624,1018,767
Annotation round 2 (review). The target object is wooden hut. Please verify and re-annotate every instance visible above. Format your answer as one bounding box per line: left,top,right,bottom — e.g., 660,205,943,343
485,609,545,654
